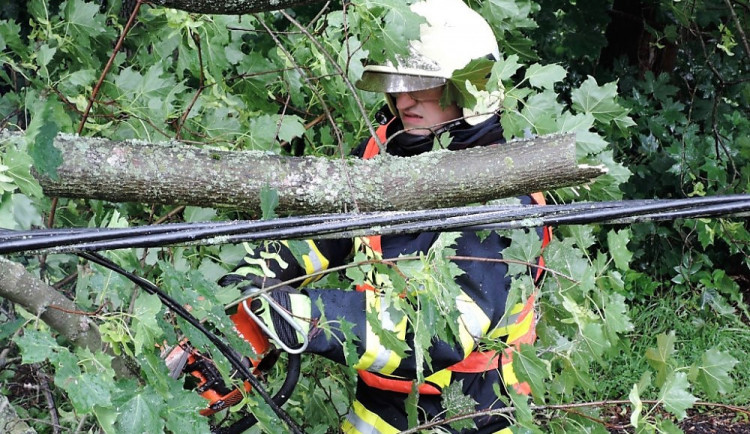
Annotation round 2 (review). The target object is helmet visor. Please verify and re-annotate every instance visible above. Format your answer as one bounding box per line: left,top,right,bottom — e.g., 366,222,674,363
355,70,446,93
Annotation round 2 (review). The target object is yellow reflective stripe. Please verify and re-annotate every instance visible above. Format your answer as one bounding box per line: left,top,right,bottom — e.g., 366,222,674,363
489,302,525,339
425,368,452,389
507,309,534,344
279,240,330,286
502,358,520,386
355,292,407,375
343,400,399,434
456,291,490,357
495,427,513,434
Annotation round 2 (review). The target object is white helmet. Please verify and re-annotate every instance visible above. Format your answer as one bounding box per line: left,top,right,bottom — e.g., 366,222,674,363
356,0,501,125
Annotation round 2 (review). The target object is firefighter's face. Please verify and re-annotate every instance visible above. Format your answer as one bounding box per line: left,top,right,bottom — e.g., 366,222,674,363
391,86,461,135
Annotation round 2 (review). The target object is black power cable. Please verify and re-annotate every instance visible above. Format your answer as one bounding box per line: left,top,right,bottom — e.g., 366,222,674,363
1,195,748,255
78,252,304,434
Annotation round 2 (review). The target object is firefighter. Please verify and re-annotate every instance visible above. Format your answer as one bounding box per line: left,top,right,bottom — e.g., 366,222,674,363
220,1,549,432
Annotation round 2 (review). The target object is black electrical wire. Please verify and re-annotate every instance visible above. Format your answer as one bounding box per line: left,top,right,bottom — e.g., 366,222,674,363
2,195,749,255
78,252,304,434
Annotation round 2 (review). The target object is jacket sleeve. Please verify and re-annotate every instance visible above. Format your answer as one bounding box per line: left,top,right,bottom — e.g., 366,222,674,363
301,230,516,379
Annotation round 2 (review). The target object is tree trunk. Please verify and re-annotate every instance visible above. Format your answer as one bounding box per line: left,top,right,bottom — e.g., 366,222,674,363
23,132,604,214
153,0,322,14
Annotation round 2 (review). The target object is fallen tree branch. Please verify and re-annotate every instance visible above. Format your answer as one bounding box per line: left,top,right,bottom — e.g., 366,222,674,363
0,130,605,214
0,258,131,378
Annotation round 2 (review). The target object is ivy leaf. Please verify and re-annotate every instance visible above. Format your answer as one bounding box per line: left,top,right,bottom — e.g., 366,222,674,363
260,184,279,220
15,328,61,364
689,347,738,399
606,228,633,271
26,100,62,181
441,380,477,431
513,344,549,403
524,63,566,89
646,331,676,387
659,371,697,420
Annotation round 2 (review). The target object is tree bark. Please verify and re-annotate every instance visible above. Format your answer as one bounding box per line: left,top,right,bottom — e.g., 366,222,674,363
153,0,322,15
0,258,132,377
0,258,101,352
21,131,605,214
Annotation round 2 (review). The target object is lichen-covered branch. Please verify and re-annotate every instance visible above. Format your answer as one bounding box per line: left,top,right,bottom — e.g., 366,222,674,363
153,0,321,14
23,132,604,214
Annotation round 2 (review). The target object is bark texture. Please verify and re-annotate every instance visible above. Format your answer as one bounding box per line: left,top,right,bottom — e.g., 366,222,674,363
154,0,321,14
0,258,100,351
0,258,134,377
25,132,604,214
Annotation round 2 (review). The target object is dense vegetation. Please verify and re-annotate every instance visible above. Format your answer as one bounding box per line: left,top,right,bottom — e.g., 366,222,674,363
1,0,748,432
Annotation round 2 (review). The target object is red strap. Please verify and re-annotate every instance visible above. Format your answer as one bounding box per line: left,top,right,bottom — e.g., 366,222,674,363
358,371,442,395
362,123,389,159
448,350,499,372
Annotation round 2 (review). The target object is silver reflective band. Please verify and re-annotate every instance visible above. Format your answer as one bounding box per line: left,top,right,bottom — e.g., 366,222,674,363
355,70,446,93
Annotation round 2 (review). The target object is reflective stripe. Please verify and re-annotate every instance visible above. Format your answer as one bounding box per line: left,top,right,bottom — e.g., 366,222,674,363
456,292,490,357
343,400,399,434
355,292,406,375
425,368,452,389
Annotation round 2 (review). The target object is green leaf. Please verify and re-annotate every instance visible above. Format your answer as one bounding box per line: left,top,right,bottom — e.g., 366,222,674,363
441,380,477,431
63,0,107,39
115,387,166,433
490,54,522,84
183,206,217,222
15,328,62,363
513,344,549,403
65,371,114,413
501,229,543,276
689,347,738,399
659,371,697,420
607,228,632,271
571,76,633,126
444,57,496,109
26,100,62,181
603,293,634,335
277,115,306,143
132,293,163,356
524,63,566,89
629,383,643,428
260,184,279,220
3,146,44,198
646,331,676,387
365,306,410,359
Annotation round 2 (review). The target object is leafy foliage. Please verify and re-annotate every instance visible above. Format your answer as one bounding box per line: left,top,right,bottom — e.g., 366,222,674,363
0,0,748,433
